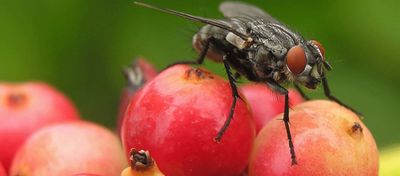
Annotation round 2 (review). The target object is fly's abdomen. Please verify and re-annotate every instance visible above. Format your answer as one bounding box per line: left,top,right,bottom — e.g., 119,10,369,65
192,24,229,63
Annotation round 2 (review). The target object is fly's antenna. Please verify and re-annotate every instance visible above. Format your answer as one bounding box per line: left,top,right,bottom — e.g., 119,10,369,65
134,1,251,41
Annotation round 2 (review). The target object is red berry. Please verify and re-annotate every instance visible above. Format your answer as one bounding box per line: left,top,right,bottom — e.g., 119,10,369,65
121,65,255,176
10,121,127,176
0,82,80,173
249,100,378,176
240,83,303,133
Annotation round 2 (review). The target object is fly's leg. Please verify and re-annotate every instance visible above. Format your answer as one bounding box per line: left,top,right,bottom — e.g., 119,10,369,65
321,75,362,116
214,55,241,142
233,72,241,81
294,84,310,100
267,80,297,165
164,37,213,69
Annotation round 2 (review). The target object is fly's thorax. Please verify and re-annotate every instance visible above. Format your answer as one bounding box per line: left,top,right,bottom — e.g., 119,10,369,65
246,45,285,82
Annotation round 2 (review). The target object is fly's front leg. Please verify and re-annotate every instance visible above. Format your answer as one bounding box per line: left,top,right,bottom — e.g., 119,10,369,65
214,55,241,142
267,80,297,165
321,75,362,116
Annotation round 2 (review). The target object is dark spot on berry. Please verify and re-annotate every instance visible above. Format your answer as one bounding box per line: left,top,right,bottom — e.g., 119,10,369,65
7,92,27,108
347,122,363,139
184,67,213,80
351,122,363,134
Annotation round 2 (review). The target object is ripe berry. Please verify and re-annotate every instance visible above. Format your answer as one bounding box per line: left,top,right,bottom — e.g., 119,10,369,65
249,100,378,176
10,121,126,176
0,82,80,173
121,65,255,176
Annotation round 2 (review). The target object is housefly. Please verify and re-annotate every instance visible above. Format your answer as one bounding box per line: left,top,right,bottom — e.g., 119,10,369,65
134,1,361,165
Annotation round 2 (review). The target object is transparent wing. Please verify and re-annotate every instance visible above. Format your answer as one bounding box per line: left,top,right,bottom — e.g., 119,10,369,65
219,2,279,24
135,1,249,39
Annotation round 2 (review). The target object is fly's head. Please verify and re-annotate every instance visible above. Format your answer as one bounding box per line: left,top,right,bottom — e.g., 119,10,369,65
285,40,331,89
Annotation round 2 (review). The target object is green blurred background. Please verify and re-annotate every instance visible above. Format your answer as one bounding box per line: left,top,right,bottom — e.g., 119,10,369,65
0,0,399,149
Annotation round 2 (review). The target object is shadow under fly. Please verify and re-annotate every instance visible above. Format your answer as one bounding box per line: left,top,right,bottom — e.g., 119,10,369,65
134,1,361,165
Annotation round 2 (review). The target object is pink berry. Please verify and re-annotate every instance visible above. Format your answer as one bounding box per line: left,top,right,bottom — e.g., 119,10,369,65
0,82,80,173
249,100,378,176
10,121,127,176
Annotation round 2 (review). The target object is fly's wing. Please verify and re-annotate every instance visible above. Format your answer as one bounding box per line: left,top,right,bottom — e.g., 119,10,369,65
134,1,250,40
219,2,280,24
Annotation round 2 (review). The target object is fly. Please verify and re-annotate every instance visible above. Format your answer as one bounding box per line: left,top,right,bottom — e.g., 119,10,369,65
134,1,361,165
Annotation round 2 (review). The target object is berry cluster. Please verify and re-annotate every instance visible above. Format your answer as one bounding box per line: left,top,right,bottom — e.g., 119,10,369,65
0,59,378,176
119,59,378,176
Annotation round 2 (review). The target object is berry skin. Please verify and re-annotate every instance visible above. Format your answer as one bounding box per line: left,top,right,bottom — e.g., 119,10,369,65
0,163,5,176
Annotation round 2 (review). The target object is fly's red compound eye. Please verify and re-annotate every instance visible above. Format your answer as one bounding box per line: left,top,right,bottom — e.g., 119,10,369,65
311,40,325,58
286,45,307,75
